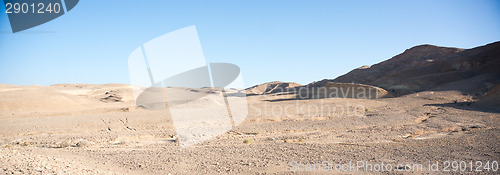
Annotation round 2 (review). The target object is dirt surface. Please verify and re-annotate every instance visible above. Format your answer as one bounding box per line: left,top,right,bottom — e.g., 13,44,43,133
0,84,499,174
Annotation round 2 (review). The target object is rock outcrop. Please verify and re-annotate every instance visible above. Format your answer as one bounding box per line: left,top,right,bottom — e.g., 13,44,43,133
245,81,302,95
475,84,500,108
297,82,390,99
330,41,500,96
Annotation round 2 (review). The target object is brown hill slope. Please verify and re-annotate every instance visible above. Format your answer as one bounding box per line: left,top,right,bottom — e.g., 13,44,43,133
476,84,500,108
326,41,500,96
245,81,301,95
297,82,391,99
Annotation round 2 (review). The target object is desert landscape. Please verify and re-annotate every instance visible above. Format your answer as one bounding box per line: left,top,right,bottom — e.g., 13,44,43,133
1,42,499,174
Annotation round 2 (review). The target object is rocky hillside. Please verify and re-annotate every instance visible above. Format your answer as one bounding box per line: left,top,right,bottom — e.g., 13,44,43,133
245,81,301,95
327,41,500,96
476,84,500,108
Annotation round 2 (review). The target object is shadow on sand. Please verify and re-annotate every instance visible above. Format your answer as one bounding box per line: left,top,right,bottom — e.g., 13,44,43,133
424,102,500,113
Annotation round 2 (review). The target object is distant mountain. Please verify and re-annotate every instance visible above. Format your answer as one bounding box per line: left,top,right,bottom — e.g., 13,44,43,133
315,41,500,96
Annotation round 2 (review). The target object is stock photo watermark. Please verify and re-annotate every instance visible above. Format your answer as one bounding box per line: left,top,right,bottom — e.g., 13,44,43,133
248,85,382,119
128,26,248,147
127,26,388,147
289,160,499,173
3,0,79,33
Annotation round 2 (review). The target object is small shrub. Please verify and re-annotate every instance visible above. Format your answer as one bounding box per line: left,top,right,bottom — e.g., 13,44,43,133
21,142,30,146
243,138,254,144
76,140,91,147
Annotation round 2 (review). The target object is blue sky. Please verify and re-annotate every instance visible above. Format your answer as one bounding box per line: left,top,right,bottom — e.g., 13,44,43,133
1,0,499,87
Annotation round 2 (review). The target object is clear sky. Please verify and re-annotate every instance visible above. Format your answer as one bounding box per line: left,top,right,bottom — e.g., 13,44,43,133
1,0,499,87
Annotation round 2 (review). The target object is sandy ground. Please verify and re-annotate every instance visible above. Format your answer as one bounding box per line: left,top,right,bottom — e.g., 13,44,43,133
0,84,499,174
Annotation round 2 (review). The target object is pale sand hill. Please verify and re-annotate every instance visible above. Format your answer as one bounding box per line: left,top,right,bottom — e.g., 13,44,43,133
0,84,499,174
0,84,137,117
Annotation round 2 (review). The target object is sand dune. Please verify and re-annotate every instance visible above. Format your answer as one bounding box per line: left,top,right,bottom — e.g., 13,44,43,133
0,84,136,117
